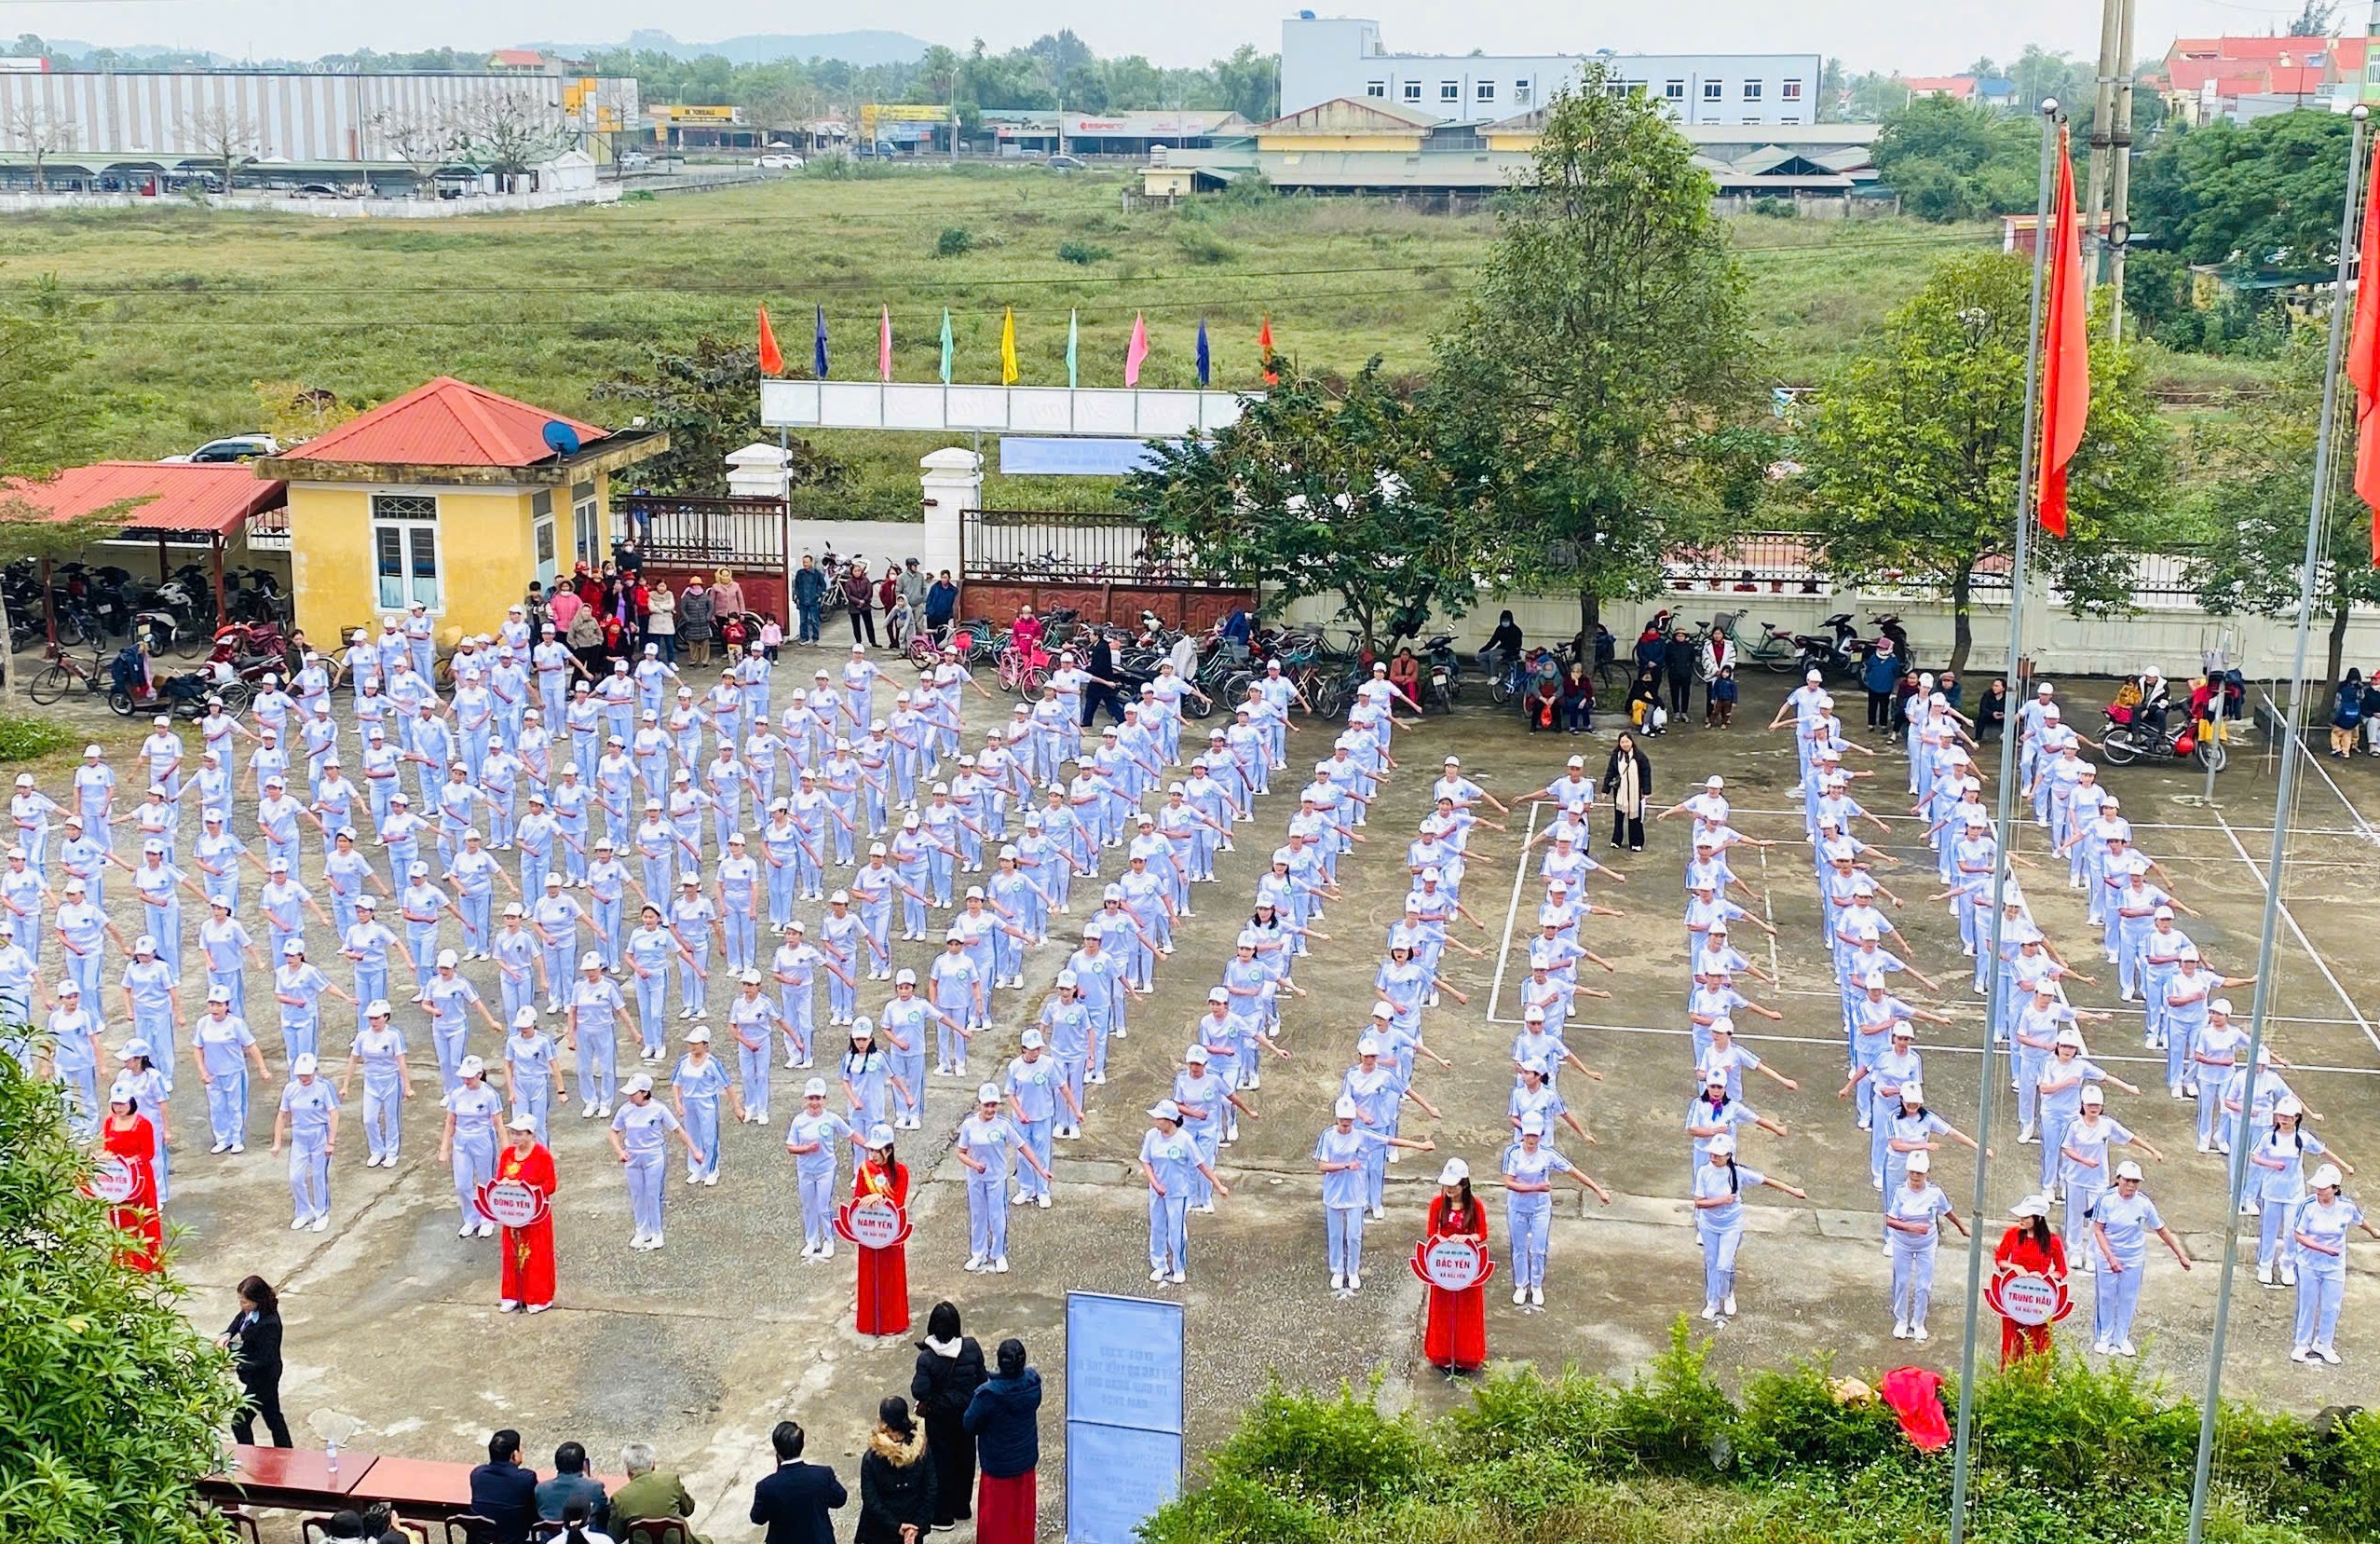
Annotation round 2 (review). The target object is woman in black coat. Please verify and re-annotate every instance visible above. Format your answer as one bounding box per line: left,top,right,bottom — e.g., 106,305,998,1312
857,1397,936,1544
1601,732,1654,853
910,1303,986,1527
221,1275,292,1446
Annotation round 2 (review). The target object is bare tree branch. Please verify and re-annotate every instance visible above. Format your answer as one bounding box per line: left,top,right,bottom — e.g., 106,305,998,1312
178,104,259,192
2,102,75,193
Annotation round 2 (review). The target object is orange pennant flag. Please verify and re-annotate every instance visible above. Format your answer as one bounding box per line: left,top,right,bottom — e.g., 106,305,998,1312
2347,136,2380,562
757,304,785,377
2034,125,2088,540
1258,316,1277,385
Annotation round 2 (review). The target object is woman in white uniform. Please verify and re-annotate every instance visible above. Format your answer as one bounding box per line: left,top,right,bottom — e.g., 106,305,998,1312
1884,1151,1967,1341
1692,1134,1807,1326
2250,1097,2346,1288
1499,1113,1612,1309
958,1084,1051,1275
2088,1160,2192,1357
608,1072,702,1250
2291,1167,2379,1365
1315,1094,1435,1296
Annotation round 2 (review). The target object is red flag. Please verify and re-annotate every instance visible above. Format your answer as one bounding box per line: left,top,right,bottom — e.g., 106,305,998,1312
1259,316,1277,385
2034,126,2088,540
2347,136,2380,562
756,304,784,377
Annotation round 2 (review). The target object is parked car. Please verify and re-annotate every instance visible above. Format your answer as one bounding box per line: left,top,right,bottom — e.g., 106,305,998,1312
1046,154,1085,171
292,183,343,198
755,153,805,170
161,434,282,465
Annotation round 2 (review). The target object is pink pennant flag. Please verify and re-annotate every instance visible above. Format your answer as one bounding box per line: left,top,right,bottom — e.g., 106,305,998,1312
878,306,892,383
1124,311,1149,388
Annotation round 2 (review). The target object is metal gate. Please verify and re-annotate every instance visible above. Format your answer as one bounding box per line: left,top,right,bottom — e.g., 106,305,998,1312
959,508,1253,628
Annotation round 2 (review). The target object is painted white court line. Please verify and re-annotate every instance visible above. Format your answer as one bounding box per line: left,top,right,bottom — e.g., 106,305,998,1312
1481,799,1539,1025
2285,728,2380,850
1723,806,2373,840
2208,809,2380,1059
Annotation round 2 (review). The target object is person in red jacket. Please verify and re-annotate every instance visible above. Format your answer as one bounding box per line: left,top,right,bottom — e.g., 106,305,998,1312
495,1114,559,1313
97,1082,163,1272
853,1126,911,1337
1993,1194,2068,1366
1421,1159,1489,1373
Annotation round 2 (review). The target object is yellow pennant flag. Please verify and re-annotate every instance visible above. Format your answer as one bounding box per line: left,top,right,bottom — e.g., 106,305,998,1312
1000,307,1019,386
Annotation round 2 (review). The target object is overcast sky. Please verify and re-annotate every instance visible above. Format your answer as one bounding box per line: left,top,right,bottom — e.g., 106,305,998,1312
5,0,2342,74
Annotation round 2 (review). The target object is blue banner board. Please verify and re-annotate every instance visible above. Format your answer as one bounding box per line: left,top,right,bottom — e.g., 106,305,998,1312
1065,1292,1185,1544
999,436,1166,476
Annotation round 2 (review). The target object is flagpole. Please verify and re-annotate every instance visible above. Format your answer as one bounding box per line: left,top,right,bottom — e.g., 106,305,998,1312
2181,102,2368,1544
1945,96,2060,1544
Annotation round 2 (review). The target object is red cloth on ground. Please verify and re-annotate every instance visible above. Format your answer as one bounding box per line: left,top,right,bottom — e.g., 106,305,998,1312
1878,1366,1951,1452
101,1114,161,1272
496,1141,558,1308
853,1158,911,1336
1421,1195,1489,1372
975,1468,1036,1544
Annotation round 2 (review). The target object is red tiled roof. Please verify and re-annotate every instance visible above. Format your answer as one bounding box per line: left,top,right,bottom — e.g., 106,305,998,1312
282,376,606,470
1899,75,1977,98
489,49,547,66
2169,36,2308,62
2,460,286,534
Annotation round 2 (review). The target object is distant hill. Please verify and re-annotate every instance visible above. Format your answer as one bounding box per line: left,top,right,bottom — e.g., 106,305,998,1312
527,30,932,66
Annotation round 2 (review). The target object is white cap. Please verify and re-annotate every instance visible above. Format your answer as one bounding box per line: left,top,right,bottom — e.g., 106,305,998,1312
1334,1095,1360,1120
2009,1194,2050,1219
509,1112,540,1132
687,1027,711,1044
1906,1151,1931,1174
624,1073,655,1095
436,948,459,968
2081,1084,2105,1105
804,1077,830,1098
1566,755,1584,769
292,1052,319,1075
1149,1099,1182,1122
2276,1095,2305,1118
1707,1133,1736,1155
458,1055,486,1078
2054,1028,2086,1049
1517,1112,1547,1136
2114,1159,2144,1182
1705,774,1723,789
1438,1158,1470,1185
2311,1163,2345,1190
1020,1029,1045,1049
580,951,605,970
894,968,917,986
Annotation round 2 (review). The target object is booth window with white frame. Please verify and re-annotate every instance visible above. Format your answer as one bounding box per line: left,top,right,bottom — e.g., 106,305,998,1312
571,480,599,567
371,493,442,611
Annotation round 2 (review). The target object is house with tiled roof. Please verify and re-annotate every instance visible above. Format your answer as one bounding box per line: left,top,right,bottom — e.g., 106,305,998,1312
253,376,665,644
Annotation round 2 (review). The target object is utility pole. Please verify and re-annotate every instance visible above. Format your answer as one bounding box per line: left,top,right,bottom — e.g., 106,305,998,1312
2083,0,2123,278
2106,0,2139,340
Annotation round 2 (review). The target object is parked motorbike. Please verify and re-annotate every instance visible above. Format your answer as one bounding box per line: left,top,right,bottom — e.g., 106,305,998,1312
2101,704,2225,772
1794,611,1863,677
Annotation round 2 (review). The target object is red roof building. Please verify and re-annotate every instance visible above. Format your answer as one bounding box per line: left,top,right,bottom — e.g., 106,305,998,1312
5,459,286,535
279,376,607,471
2156,35,2364,123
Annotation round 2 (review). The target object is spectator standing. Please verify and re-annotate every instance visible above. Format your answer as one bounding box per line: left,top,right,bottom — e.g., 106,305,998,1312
537,1442,610,1533
898,559,930,622
1861,636,1897,731
1080,635,1127,728
910,1302,987,1527
221,1275,291,1447
1974,677,2009,742
566,607,605,681
857,1396,935,1544
2331,669,2362,758
644,583,676,664
963,1338,1042,1544
845,561,878,647
548,578,584,636
468,1429,540,1544
609,1444,698,1537
793,556,827,646
749,1420,847,1544
1707,663,1737,730
925,572,959,634
712,567,747,625
614,534,645,577
679,579,715,667
1601,731,1653,852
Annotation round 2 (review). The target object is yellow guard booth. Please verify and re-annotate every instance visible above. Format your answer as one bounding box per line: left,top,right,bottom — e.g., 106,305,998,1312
255,376,667,646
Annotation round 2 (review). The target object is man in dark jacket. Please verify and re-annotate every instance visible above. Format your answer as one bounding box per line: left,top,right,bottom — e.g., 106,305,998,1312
924,572,959,632
963,1338,1043,1541
749,1420,846,1544
793,556,827,646
467,1429,539,1544
1081,635,1128,729
1661,629,1696,720
535,1442,608,1533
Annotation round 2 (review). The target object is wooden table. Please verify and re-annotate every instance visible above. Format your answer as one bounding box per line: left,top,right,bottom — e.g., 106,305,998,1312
198,1445,382,1513
345,1455,476,1519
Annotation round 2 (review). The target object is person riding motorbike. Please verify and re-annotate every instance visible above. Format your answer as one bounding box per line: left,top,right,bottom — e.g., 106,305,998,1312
2130,665,2171,737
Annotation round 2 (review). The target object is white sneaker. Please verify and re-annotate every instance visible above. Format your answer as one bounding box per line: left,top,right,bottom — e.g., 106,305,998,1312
2292,1346,2314,1364
2258,1262,2275,1286
1150,1267,1168,1283
1892,1320,1910,1339
583,1100,597,1118
292,1215,311,1230
819,1242,835,1259
459,1221,477,1237
1529,1285,1544,1307
1516,1285,1530,1305
479,1221,496,1237
687,1172,703,1187
648,1232,664,1250
2318,1345,2342,1365
229,1142,245,1154
1168,1270,1186,1284
993,1256,1009,1274
1330,1272,1345,1291
1013,1191,1031,1205
597,1102,611,1116
1349,1272,1362,1291
965,1253,986,1273
1723,1293,1736,1317
1701,1302,1718,1320
702,1172,718,1186
2116,1340,2136,1358
1912,1326,1929,1343
211,1141,229,1155
2282,1264,2299,1286
2092,1339,2112,1355
800,1240,821,1259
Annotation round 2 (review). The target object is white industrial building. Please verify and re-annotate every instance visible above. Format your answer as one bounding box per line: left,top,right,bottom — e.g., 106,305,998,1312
1280,16,1821,126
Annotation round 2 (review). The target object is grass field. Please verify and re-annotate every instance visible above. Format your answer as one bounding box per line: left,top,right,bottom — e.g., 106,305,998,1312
0,165,2006,499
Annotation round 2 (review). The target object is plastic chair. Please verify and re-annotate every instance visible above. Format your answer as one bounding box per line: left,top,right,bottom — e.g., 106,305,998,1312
622,1520,691,1544
442,1514,496,1544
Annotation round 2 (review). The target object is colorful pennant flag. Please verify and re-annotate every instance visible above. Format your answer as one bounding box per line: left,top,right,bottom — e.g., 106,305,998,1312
1258,316,1276,386
1124,311,1149,388
756,305,784,377
1066,309,1079,389
938,308,954,385
878,306,892,383
1000,307,1019,386
2033,124,2087,540
1195,317,1211,387
812,306,829,380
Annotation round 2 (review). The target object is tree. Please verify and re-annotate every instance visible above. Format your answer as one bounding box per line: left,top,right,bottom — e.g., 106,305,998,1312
0,1059,243,1544
366,104,456,197
1429,75,1758,636
2289,0,2340,35
2,102,75,193
1802,253,2170,671
0,300,121,690
2190,330,2380,687
592,335,842,497
252,380,359,447
2130,110,2356,270
1871,94,2039,221
1122,362,1476,647
178,105,257,192
1210,44,1279,123
446,90,574,188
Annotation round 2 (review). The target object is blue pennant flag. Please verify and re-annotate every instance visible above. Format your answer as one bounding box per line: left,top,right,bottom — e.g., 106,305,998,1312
1195,317,1211,387
813,306,829,379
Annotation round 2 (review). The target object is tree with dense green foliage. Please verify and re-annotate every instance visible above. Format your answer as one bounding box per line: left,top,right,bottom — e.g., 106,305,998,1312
592,336,843,498
1870,95,2039,222
1123,362,1476,648
2190,330,2380,686
0,1058,243,1544
1430,75,1759,636
1802,253,2170,671
2131,110,2356,271
0,297,125,690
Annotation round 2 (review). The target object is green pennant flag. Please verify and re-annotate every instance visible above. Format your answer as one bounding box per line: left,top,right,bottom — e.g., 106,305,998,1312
1066,308,1079,389
938,308,954,385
